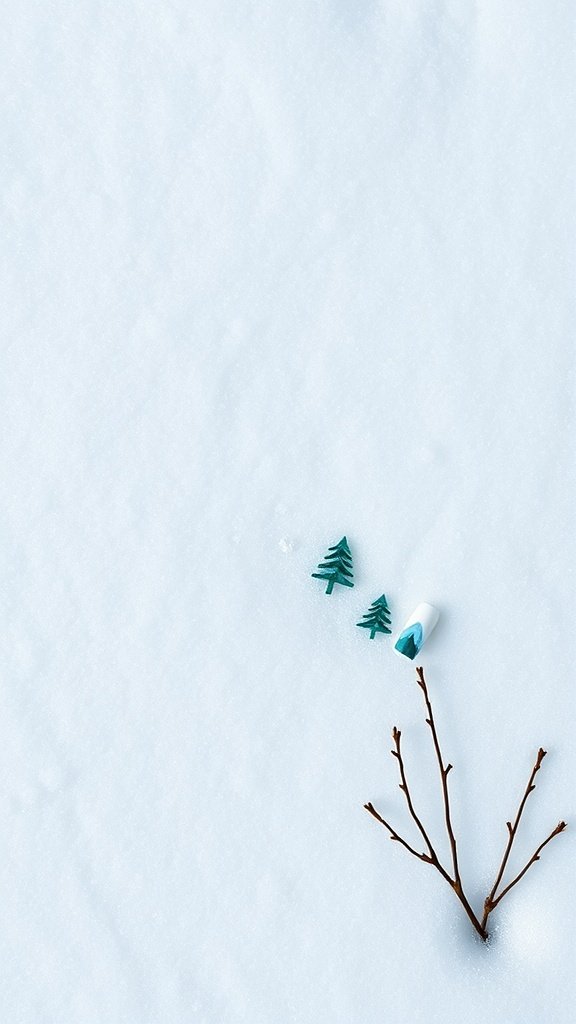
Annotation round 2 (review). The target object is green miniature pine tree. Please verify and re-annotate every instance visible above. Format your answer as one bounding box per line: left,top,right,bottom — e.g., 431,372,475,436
311,536,354,594
357,594,392,639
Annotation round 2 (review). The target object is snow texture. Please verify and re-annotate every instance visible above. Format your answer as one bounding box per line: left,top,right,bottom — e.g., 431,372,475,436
0,1,574,1021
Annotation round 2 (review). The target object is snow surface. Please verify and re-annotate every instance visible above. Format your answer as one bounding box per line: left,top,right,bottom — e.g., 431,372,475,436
1,1,574,1021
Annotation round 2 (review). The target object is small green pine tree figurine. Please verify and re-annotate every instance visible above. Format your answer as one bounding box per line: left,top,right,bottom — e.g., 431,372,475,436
311,536,354,594
357,594,392,639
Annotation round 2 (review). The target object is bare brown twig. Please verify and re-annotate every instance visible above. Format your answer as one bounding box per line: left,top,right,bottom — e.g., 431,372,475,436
481,747,567,932
365,667,567,942
391,727,437,867
488,822,567,909
363,801,431,863
415,668,458,880
414,666,484,937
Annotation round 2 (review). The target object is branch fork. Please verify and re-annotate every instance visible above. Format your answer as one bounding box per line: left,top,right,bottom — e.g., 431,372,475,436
365,667,566,942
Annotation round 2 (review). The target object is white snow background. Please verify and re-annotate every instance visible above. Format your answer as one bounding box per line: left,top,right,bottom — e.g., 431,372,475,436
0,1,574,1021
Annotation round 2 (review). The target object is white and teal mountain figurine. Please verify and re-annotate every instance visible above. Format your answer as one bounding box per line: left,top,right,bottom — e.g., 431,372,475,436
394,603,439,660
311,536,354,594
356,594,392,639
